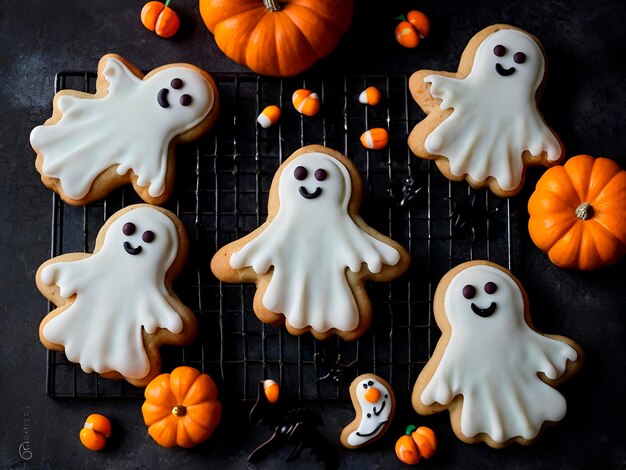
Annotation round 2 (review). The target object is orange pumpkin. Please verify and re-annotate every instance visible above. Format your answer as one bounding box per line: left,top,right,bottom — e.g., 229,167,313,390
142,366,222,448
528,154,626,270
79,414,112,451
395,425,438,465
141,0,180,38
199,0,354,77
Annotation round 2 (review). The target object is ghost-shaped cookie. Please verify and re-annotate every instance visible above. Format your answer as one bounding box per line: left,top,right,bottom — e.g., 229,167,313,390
408,24,564,196
30,53,219,205
341,374,395,449
36,204,196,387
210,145,410,340
412,261,583,448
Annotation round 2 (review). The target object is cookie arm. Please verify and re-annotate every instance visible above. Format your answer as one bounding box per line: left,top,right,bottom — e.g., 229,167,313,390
409,70,461,113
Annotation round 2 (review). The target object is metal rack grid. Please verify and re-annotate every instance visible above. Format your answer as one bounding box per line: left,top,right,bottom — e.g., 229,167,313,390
45,70,514,400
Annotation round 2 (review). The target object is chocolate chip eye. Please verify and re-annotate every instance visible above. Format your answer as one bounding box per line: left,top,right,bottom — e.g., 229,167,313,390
123,222,136,236
462,284,476,299
513,52,526,64
367,413,372,418
493,45,506,57
484,282,498,294
180,94,192,106
294,166,308,180
142,230,155,243
362,383,368,389
171,78,183,89
368,380,374,386
314,168,327,181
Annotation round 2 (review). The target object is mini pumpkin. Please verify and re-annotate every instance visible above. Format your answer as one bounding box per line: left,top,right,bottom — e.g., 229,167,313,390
528,154,626,270
142,366,222,448
199,0,354,77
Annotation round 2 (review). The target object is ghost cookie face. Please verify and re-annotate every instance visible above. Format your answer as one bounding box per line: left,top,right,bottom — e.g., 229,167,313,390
210,145,410,341
341,374,395,449
36,204,196,387
31,53,219,206
412,261,583,448
407,25,564,197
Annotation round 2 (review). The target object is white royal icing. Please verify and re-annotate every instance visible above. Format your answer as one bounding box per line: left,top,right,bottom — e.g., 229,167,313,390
420,265,578,443
347,378,393,446
31,57,214,199
40,206,184,380
424,29,561,191
229,151,401,333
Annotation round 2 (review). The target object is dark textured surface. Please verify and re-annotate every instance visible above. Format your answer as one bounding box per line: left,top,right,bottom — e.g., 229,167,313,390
1,0,625,468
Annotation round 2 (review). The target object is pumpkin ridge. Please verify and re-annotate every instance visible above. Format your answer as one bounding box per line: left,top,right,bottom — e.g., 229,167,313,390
588,217,625,247
202,1,264,32
286,3,347,33
588,171,626,207
277,9,318,57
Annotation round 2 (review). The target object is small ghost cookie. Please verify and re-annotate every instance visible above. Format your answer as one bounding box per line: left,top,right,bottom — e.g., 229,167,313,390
412,261,583,448
408,24,564,197
210,145,410,340
341,374,395,449
36,204,196,387
31,53,219,205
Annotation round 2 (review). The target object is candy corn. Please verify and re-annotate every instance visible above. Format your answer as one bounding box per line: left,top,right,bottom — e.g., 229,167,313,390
395,21,419,48
360,128,389,150
257,105,281,128
292,89,320,116
407,10,430,39
358,86,382,106
263,379,280,404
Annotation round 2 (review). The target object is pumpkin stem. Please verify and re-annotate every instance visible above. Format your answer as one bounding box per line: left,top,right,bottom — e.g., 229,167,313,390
575,202,593,220
172,405,187,416
406,424,417,435
164,0,171,7
263,0,282,12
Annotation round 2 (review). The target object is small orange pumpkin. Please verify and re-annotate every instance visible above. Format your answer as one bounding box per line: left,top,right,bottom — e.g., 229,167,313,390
141,0,180,38
199,0,354,77
142,366,222,448
79,414,112,451
395,425,438,465
528,155,626,270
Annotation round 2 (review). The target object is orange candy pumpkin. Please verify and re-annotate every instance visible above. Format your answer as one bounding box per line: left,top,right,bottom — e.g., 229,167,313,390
199,0,354,77
395,425,437,465
79,414,112,451
142,366,222,448
141,0,180,38
528,155,626,270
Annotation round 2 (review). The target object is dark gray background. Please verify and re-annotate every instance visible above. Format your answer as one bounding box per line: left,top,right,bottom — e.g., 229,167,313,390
1,0,625,468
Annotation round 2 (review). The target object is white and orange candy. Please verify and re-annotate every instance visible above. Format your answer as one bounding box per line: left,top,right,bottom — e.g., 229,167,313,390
395,21,420,48
257,105,281,128
358,86,382,106
79,414,112,451
360,128,389,150
292,89,320,117
263,379,280,404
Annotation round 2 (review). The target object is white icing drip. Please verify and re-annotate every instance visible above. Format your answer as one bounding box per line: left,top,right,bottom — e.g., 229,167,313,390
424,29,561,191
31,57,214,199
229,152,401,333
347,378,392,446
420,265,577,443
40,207,184,380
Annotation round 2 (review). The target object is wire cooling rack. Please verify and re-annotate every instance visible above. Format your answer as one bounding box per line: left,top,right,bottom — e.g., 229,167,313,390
45,71,515,400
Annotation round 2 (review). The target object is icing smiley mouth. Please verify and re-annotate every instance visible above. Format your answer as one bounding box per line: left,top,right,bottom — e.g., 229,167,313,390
495,63,516,76
471,302,497,317
123,242,143,256
157,88,170,108
298,186,322,199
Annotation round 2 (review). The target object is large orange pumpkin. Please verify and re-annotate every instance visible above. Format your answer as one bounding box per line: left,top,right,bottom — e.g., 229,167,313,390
142,366,222,448
199,0,354,77
528,154,626,270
